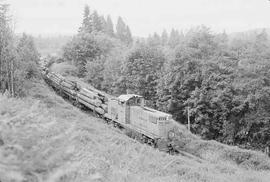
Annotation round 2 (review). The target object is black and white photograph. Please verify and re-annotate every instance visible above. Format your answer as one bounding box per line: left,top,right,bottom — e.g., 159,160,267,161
0,0,270,181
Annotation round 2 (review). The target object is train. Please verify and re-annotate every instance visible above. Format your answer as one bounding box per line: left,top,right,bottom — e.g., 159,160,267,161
42,67,178,153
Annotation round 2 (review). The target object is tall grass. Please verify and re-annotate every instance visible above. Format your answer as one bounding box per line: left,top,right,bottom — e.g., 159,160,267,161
171,123,270,171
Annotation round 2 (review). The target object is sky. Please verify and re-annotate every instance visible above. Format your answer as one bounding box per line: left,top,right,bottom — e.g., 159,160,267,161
6,0,270,37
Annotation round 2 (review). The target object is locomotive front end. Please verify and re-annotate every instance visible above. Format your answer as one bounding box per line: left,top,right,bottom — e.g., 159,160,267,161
153,113,179,152
152,112,174,140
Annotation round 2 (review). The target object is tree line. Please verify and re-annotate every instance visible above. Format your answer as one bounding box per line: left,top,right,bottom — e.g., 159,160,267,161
62,5,270,152
79,5,132,44
0,3,40,97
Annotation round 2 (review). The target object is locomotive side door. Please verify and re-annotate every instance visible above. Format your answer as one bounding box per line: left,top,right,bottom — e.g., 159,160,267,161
117,101,126,124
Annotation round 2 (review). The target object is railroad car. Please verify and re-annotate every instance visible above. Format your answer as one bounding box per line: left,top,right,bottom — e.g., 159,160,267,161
77,88,106,115
45,71,78,99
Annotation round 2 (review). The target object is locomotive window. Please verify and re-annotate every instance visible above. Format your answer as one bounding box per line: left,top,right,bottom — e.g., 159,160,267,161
127,98,141,106
128,98,135,105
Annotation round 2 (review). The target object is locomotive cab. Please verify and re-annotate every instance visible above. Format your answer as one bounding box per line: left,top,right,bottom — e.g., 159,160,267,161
123,94,145,107
107,94,144,125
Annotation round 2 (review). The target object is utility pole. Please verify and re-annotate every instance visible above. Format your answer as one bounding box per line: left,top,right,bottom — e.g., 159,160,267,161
187,106,191,131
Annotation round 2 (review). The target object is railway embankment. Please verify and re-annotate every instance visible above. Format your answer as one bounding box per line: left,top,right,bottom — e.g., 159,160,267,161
0,79,270,181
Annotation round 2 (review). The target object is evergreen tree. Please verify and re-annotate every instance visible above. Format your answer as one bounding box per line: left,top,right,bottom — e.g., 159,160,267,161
106,15,114,36
254,29,269,54
168,28,181,48
161,30,169,45
126,25,133,44
116,17,132,44
185,26,216,59
146,34,153,45
147,32,161,47
214,31,229,56
99,15,107,33
79,5,93,33
116,16,127,42
0,3,14,95
92,10,102,32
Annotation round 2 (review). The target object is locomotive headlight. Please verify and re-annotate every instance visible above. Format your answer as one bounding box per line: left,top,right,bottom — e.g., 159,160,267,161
168,130,175,140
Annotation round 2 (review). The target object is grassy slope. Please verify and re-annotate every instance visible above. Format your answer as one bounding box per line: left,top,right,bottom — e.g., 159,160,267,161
0,83,269,182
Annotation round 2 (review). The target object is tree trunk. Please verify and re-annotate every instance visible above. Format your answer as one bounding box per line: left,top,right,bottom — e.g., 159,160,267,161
10,56,14,96
7,58,10,94
0,31,1,91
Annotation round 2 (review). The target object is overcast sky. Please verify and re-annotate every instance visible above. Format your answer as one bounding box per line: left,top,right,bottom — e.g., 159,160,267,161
7,0,270,37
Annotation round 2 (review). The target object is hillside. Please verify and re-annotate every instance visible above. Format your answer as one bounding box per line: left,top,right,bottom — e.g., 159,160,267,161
1,77,269,181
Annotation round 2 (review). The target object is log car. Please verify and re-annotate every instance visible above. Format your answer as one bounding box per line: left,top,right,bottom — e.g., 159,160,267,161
77,88,104,113
45,72,78,99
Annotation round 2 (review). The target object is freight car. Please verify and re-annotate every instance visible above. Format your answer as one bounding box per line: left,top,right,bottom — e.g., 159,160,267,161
42,69,177,152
